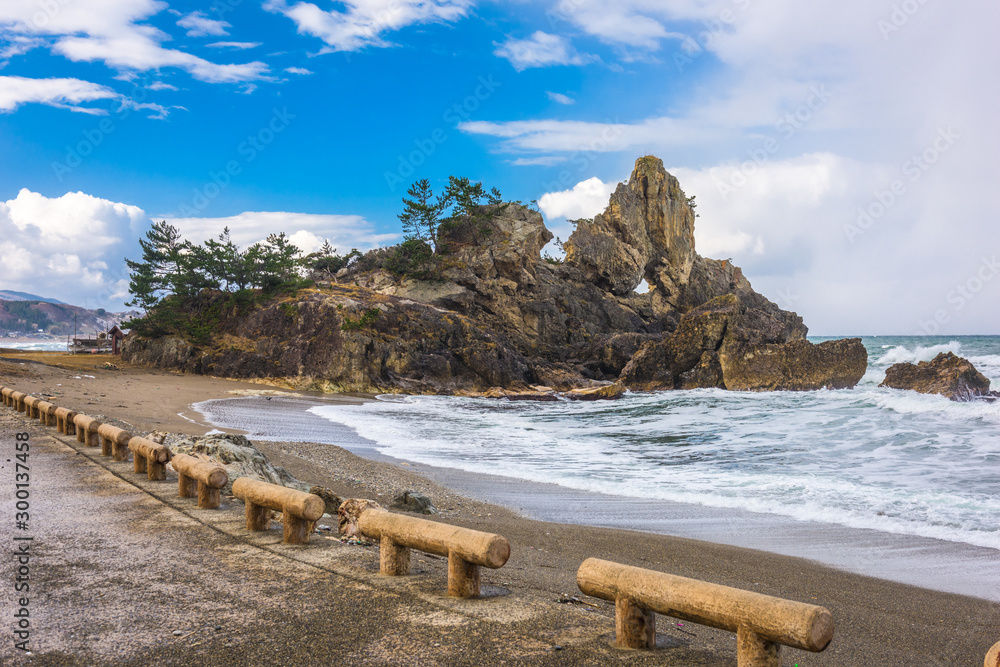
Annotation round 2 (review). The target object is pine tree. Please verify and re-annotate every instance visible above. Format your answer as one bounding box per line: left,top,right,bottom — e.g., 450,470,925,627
124,221,185,312
398,179,444,251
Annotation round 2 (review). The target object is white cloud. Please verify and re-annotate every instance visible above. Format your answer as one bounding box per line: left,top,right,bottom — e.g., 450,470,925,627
546,91,574,105
263,0,472,52
509,156,567,166
494,31,594,71
147,81,177,91
538,177,617,220
0,75,117,113
0,189,147,309
206,41,262,50
176,11,230,38
161,211,399,254
0,0,269,84
284,66,313,75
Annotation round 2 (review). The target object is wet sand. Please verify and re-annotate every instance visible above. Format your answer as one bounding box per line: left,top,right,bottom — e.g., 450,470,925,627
2,352,999,665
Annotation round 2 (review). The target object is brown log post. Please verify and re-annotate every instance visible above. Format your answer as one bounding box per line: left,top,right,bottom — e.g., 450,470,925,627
127,437,171,480
73,414,102,447
1,387,12,407
23,395,41,419
11,391,26,413
357,509,511,598
171,453,228,509
986,640,1000,667
54,407,78,435
97,424,133,461
38,402,57,427
231,477,324,545
576,558,834,666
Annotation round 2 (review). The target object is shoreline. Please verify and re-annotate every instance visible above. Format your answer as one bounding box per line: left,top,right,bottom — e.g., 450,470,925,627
196,393,1000,602
3,353,999,664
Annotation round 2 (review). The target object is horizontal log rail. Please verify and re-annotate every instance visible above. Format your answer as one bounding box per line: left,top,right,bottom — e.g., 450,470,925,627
577,558,834,666
232,477,324,545
73,414,102,447
37,401,57,427
128,436,172,481
172,453,228,509
11,391,26,412
97,423,133,461
54,407,77,435
1,387,12,407
23,395,41,418
358,509,511,598
987,640,1000,667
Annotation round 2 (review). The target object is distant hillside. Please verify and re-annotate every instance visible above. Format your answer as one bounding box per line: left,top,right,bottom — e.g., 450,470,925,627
0,300,137,336
0,290,65,304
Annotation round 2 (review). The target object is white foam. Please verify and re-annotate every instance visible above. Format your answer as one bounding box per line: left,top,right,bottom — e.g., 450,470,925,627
875,341,962,367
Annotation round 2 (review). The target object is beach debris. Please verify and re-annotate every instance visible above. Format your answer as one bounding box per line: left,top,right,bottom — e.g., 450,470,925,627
309,485,343,516
101,362,121,371
338,498,382,537
314,524,333,532
557,594,599,609
392,490,438,515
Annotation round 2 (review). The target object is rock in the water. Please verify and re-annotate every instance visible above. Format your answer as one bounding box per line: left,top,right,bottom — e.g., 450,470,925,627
563,383,626,401
477,386,560,401
392,490,438,515
719,338,868,391
308,486,343,516
338,498,381,537
880,352,992,401
160,433,307,494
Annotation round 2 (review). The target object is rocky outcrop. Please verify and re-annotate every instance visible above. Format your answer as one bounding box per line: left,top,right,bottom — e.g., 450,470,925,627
880,352,994,401
156,433,307,494
338,498,381,537
124,155,866,395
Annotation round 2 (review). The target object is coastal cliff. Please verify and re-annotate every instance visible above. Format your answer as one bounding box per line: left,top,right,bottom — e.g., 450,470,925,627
123,156,867,394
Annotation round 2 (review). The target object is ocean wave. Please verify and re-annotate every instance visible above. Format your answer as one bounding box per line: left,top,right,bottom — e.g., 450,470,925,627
873,341,962,367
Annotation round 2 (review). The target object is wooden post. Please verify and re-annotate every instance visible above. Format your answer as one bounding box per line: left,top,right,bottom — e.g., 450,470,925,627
197,481,221,510
245,502,271,531
98,424,133,462
178,472,198,498
171,453,228,510
986,640,1000,667
282,509,312,544
74,415,101,447
447,551,481,598
737,627,780,667
380,536,411,575
134,453,147,475
615,597,656,649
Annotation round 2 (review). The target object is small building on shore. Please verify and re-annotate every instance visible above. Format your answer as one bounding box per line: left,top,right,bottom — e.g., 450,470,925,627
69,325,126,355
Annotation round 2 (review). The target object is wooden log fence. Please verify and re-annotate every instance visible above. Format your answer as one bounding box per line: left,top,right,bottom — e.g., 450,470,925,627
128,436,172,481
987,640,1000,667
55,407,77,435
97,423,133,461
576,558,833,666
73,414,102,447
358,508,511,598
11,391,26,413
23,395,41,419
38,402,57,427
1,387,12,407
172,453,228,509
232,477,324,545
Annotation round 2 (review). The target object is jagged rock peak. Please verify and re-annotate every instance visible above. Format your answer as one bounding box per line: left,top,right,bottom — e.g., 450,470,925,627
564,156,697,296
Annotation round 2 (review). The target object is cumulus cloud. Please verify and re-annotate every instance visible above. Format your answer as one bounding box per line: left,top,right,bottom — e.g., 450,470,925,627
0,189,147,309
538,177,617,220
0,0,268,84
263,0,471,52
546,91,575,105
494,31,595,71
284,66,313,75
205,42,262,50
0,75,118,113
161,211,398,255
176,11,230,38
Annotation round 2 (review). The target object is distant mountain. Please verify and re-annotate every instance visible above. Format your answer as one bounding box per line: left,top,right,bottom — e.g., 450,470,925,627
0,290,66,304
0,299,138,337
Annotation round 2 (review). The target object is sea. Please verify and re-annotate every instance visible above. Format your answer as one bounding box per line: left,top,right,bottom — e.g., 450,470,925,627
0,338,67,351
195,335,1000,599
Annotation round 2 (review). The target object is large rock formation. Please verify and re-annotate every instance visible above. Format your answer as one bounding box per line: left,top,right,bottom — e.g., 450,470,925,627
124,156,867,395
880,352,994,401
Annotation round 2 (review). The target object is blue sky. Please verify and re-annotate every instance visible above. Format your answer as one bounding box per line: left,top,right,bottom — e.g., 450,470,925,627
0,0,997,335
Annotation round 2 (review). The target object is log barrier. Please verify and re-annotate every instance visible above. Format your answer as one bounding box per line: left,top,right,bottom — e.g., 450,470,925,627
55,407,77,435
1,387,12,407
172,453,228,509
23,395,41,419
97,423,133,461
232,478,324,545
73,414,102,447
11,391,26,412
128,436,172,481
576,558,834,666
38,401,57,427
987,641,1000,667
358,508,511,598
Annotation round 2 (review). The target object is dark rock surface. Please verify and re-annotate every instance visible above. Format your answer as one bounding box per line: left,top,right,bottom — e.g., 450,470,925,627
123,156,866,395
392,490,438,515
880,352,993,401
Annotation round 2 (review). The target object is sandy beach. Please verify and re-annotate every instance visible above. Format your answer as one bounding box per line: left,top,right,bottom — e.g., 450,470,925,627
2,351,999,665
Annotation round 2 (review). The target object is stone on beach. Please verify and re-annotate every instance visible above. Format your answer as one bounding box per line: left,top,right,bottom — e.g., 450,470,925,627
309,485,343,516
392,490,438,515
880,351,994,401
338,498,382,537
